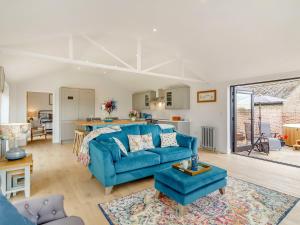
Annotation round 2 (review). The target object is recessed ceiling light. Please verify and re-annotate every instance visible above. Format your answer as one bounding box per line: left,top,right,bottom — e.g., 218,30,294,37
153,28,158,32
77,67,81,70
103,71,107,74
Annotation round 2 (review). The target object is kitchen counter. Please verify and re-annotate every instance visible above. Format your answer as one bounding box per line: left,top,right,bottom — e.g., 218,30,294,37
76,119,147,131
156,119,190,135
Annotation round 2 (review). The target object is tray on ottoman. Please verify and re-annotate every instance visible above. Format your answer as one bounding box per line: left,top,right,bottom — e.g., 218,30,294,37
172,162,211,176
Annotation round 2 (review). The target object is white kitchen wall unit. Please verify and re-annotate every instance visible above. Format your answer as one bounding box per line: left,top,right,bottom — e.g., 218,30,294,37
59,87,95,143
158,120,190,135
164,86,190,109
132,91,156,110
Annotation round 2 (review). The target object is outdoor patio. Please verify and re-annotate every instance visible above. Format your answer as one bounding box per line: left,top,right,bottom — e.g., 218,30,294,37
235,79,300,167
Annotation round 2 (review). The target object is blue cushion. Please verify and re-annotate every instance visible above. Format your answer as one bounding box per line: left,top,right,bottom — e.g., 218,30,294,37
139,124,162,147
99,139,121,161
148,147,192,163
155,165,227,194
0,193,35,225
95,131,129,150
176,133,193,149
115,151,160,173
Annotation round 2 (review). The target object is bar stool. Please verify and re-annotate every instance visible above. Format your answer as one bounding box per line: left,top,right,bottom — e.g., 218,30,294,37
73,130,87,156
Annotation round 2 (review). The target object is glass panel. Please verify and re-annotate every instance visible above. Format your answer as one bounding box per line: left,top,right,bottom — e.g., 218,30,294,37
235,91,253,151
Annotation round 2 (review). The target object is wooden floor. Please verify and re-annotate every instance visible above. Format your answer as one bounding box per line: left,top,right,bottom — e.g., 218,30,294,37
11,140,300,225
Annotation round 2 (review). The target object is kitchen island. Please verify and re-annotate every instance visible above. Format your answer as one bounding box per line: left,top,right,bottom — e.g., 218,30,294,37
75,119,147,131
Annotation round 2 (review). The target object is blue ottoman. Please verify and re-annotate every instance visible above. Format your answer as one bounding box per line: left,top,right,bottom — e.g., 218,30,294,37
154,164,227,216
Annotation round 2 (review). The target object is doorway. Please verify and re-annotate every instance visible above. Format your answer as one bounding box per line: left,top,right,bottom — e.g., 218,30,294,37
27,92,53,143
231,78,300,167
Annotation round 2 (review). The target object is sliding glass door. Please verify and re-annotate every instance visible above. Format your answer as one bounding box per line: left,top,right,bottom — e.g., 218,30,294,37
232,88,254,152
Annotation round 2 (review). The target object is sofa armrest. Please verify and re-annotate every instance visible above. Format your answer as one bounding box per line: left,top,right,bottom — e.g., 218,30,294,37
14,195,67,225
88,140,117,187
176,133,198,156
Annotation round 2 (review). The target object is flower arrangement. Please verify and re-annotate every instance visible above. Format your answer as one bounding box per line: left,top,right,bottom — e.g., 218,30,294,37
277,134,288,141
129,110,139,121
102,99,117,116
277,134,288,147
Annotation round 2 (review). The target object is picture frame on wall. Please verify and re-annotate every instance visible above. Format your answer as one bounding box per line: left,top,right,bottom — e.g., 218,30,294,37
197,90,217,103
49,93,53,105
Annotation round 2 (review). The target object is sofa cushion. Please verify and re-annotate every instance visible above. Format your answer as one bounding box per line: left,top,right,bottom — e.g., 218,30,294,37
95,131,128,149
43,216,84,225
0,193,35,225
100,139,122,161
176,133,193,149
128,135,144,152
115,151,160,173
112,137,128,156
160,133,179,148
148,147,192,163
139,125,162,147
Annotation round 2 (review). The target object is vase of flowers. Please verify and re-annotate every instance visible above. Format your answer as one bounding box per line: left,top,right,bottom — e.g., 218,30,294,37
102,99,117,120
129,110,138,121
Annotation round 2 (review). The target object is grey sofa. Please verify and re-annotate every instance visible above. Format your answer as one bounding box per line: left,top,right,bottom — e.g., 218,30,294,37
14,195,84,225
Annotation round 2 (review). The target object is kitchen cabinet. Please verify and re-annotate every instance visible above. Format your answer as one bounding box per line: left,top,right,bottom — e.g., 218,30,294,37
59,87,95,143
165,86,190,109
158,120,190,135
132,91,156,110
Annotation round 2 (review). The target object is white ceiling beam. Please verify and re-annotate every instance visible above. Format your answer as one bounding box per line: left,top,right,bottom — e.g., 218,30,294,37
0,47,203,82
136,38,142,72
68,35,74,59
142,59,177,73
81,34,135,70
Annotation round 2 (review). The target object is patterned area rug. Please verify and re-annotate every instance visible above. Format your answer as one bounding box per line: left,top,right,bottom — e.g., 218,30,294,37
99,177,299,225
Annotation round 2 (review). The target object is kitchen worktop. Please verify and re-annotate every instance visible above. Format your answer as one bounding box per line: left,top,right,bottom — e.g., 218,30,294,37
75,119,147,126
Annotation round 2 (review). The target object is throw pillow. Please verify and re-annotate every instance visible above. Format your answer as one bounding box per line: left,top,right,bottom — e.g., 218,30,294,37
160,132,179,148
0,193,35,225
112,137,128,156
141,133,155,149
100,140,121,162
128,135,144,152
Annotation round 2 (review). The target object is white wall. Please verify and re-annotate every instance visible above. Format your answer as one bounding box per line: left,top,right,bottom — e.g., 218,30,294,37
9,70,133,143
27,92,52,113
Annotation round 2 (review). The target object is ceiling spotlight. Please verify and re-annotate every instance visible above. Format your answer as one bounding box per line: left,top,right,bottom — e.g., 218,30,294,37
77,67,81,70
103,71,107,74
152,28,158,32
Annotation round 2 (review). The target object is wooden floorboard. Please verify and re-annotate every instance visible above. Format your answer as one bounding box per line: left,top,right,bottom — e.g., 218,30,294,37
10,140,300,225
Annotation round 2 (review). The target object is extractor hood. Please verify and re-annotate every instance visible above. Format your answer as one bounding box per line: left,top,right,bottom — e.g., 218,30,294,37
151,89,165,103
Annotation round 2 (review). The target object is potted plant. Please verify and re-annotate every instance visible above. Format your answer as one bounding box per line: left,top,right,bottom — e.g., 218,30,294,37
102,99,117,122
129,110,138,121
277,134,288,147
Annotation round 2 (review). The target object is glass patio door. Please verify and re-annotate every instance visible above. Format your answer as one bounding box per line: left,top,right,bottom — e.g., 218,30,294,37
233,88,254,152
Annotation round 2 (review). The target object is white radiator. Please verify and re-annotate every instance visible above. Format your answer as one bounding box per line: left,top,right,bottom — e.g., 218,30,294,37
201,126,216,151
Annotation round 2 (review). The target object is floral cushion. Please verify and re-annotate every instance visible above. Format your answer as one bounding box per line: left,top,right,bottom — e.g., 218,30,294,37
128,135,144,152
160,132,179,148
141,133,155,149
113,137,128,156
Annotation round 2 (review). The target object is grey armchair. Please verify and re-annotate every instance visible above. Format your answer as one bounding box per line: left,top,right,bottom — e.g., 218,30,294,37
14,195,84,225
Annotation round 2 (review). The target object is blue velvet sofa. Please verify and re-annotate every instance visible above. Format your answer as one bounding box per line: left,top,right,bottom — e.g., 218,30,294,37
88,124,198,193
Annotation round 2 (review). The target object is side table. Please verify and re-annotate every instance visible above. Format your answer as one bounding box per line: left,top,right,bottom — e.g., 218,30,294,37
0,154,33,198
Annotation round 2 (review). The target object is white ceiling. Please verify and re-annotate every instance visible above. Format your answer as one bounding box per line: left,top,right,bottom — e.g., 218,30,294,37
1,0,300,88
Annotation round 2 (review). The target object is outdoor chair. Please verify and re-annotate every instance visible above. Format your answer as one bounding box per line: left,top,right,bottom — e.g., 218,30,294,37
260,122,282,151
244,122,281,156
